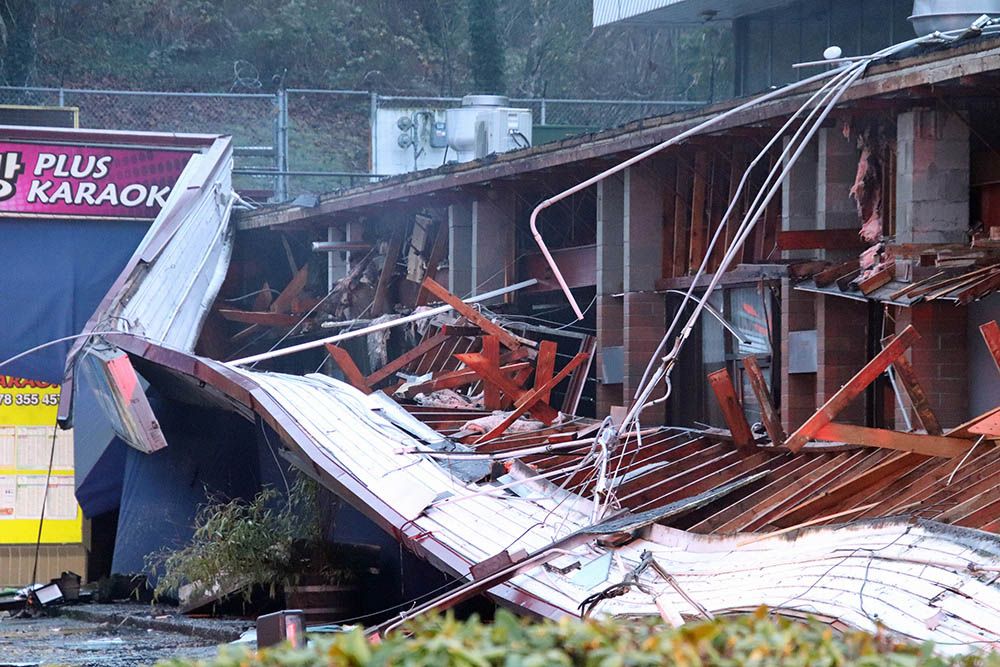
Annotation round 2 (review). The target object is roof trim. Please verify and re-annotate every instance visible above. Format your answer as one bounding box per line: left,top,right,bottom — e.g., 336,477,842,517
237,36,1000,231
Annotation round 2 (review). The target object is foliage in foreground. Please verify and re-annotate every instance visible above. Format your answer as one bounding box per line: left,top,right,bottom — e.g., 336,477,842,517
159,608,1000,667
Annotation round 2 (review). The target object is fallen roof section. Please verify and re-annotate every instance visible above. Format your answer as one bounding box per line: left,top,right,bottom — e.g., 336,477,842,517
94,333,1000,651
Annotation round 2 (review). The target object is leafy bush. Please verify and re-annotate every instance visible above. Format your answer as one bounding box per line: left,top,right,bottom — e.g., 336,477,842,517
145,477,331,603
158,608,999,666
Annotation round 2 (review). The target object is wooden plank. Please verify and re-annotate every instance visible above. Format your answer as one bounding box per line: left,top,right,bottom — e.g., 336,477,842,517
890,355,943,435
721,147,745,268
707,368,755,451
406,362,533,395
456,352,558,423
981,321,1000,375
812,260,859,288
947,405,1000,439
784,325,920,453
482,336,502,411
475,353,590,441
270,264,309,314
742,355,785,446
769,452,925,528
216,309,302,327
421,277,521,350
688,151,709,273
776,229,866,251
373,228,404,315
856,264,894,295
365,331,449,386
814,423,972,458
415,218,450,307
661,156,677,282
324,344,371,393
888,270,945,300
533,341,557,405
560,335,596,415
671,158,693,278
969,411,1000,438
956,270,1000,305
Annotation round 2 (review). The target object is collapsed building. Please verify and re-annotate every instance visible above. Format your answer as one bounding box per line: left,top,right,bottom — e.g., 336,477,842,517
2,0,999,653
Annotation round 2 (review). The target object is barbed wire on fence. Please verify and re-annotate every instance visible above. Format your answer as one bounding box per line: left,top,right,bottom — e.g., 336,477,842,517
0,85,707,202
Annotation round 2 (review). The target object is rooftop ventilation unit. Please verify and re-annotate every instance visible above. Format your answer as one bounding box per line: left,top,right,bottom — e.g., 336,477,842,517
909,0,1000,35
446,95,532,162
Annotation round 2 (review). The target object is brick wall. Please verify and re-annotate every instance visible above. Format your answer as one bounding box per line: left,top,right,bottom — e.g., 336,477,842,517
780,279,817,433
816,295,869,425
623,291,666,424
895,302,969,429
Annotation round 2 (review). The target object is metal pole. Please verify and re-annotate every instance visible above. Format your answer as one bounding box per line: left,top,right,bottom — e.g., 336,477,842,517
229,278,538,366
58,88,65,107
276,88,289,202
540,98,547,125
369,91,378,177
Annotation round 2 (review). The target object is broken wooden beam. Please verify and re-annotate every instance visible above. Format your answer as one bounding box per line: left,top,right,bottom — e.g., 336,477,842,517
475,352,590,442
784,325,920,453
815,423,971,458
270,265,309,314
365,331,449,386
776,229,866,251
533,341,557,405
742,355,786,446
707,368,755,451
406,362,533,395
373,230,404,316
324,344,371,393
890,355,943,435
813,260,859,288
482,336,503,411
421,277,521,350
982,320,1000,375
456,351,558,423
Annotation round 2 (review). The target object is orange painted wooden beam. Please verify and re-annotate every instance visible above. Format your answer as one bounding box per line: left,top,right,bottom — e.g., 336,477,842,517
707,368,755,451
421,277,521,350
324,344,371,394
475,352,589,442
982,320,1000,375
784,325,920,453
365,331,450,386
742,356,786,446
815,423,972,458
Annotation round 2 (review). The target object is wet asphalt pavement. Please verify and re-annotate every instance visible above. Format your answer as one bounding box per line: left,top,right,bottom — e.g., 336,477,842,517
0,615,226,666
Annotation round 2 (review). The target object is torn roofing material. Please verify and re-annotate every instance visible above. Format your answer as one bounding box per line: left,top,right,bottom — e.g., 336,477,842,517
84,334,1000,651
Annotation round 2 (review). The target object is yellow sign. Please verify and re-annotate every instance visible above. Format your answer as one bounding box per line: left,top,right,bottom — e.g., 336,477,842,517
0,376,82,544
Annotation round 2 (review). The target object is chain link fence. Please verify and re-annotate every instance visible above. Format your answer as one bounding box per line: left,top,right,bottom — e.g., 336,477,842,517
0,85,705,202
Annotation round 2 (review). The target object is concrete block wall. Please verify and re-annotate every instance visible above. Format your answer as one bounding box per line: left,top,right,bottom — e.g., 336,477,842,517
896,109,970,245
895,302,969,429
596,174,625,416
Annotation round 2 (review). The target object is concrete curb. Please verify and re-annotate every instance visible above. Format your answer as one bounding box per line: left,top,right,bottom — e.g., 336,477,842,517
59,607,243,643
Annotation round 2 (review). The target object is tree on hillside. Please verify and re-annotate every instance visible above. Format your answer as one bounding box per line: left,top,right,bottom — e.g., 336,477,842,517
467,0,504,93
1,0,37,86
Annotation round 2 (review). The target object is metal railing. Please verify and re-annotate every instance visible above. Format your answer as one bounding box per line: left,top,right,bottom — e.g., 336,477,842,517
0,85,706,203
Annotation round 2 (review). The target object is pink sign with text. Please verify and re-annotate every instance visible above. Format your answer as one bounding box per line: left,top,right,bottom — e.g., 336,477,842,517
0,142,195,219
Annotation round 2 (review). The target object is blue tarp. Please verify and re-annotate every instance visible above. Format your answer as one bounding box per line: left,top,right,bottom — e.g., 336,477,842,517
0,218,148,383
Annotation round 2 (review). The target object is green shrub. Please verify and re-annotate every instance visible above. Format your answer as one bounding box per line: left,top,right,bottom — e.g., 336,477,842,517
157,608,1000,667
145,478,329,603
